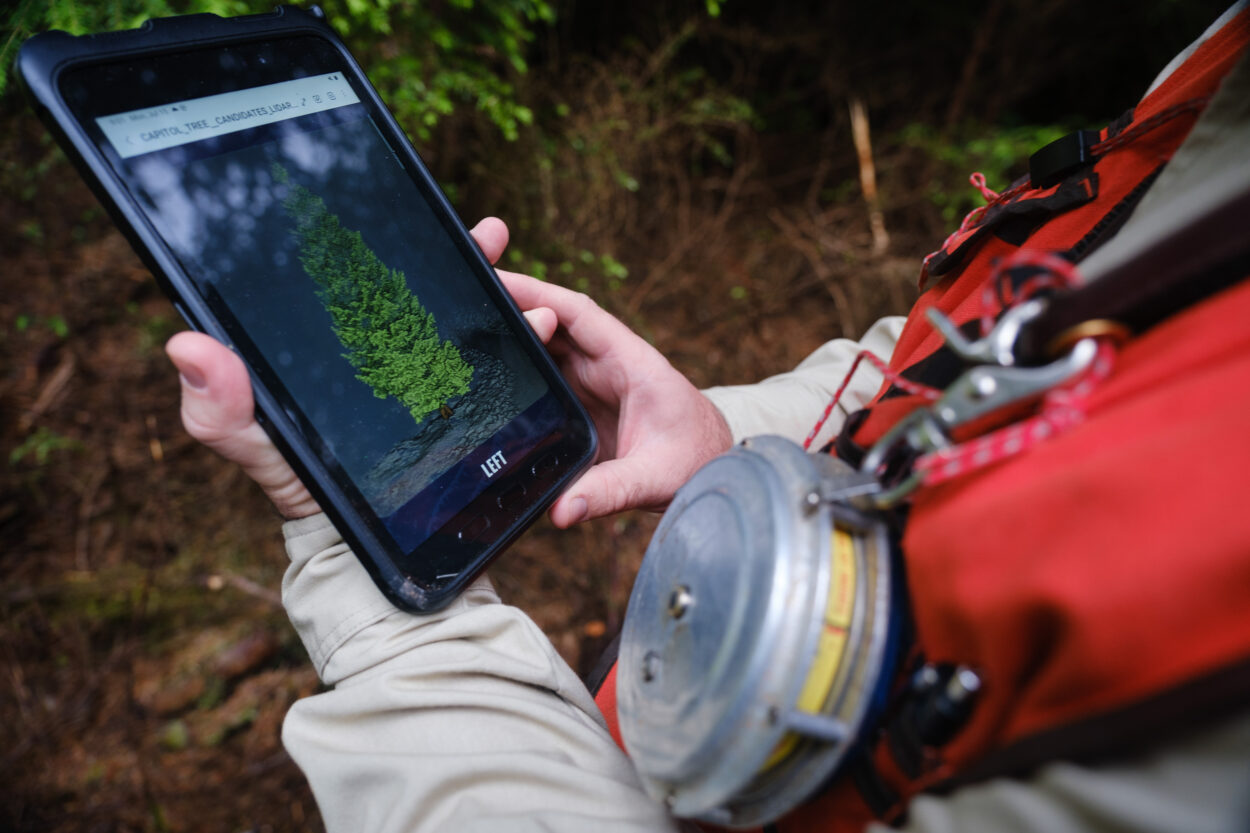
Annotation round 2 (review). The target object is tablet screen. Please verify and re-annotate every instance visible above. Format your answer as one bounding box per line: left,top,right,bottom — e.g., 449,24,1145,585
59,36,585,581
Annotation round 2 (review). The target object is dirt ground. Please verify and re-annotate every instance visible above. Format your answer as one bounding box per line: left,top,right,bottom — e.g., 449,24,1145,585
0,64,927,832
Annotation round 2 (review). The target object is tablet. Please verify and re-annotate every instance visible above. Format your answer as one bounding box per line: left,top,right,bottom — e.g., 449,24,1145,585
19,6,597,611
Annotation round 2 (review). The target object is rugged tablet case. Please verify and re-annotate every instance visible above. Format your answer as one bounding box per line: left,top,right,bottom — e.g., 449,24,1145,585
17,6,597,612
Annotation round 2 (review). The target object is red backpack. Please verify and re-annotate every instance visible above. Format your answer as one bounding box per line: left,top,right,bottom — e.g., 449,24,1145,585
597,11,1250,831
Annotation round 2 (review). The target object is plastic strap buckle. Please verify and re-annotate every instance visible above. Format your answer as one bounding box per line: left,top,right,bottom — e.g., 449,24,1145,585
1028,130,1100,189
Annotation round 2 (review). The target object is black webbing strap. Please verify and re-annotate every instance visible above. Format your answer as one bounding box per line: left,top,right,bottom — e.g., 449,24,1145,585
1015,47,1250,364
584,631,621,696
1014,183,1250,363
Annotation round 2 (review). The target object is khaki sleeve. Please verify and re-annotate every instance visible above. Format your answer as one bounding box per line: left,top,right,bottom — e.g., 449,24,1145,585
278,514,681,833
702,315,905,450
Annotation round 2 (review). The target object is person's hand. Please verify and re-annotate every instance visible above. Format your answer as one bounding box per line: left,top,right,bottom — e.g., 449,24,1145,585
494,264,732,528
165,217,561,520
167,216,729,525
166,329,320,519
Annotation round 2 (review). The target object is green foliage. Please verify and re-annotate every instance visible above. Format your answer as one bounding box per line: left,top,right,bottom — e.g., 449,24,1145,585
159,720,191,751
558,52,757,192
499,22,755,303
323,0,555,142
14,312,68,337
277,168,473,423
135,310,179,354
901,121,1072,223
2,0,552,142
506,247,630,292
10,426,82,466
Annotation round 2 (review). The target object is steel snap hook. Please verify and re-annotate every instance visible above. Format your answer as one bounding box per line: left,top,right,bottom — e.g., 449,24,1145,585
925,298,1047,367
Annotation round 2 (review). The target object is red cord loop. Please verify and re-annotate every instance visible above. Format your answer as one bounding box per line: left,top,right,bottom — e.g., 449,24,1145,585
807,248,1117,493
978,249,1081,337
921,179,1029,275
920,100,1207,285
802,350,942,451
913,339,1117,488
970,171,999,202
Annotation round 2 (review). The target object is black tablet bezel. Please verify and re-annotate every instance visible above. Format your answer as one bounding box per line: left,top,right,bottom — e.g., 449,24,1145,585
18,6,597,611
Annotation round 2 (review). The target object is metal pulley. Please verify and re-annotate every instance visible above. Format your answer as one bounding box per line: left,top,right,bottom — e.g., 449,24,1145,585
617,435,900,828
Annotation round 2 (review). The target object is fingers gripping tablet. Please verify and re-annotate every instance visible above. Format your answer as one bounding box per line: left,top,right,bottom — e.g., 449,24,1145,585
18,6,597,611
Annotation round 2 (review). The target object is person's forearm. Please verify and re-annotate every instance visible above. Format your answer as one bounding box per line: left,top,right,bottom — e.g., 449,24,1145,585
280,514,680,833
703,315,904,449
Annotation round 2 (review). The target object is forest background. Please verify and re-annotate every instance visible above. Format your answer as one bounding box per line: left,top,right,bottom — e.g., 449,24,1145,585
0,0,1229,830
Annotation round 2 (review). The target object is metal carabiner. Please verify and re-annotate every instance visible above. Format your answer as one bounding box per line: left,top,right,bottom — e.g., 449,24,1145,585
929,337,1098,429
862,337,1099,507
924,298,1046,367
859,409,947,507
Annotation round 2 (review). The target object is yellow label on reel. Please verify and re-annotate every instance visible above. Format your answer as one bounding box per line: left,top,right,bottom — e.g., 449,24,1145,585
796,528,856,713
764,527,858,769
827,527,856,629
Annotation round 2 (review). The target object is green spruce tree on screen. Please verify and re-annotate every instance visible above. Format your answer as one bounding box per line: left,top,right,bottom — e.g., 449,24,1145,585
275,166,473,423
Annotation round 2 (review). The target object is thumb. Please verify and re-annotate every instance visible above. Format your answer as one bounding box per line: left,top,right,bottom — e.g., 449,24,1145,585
549,458,669,528
522,306,558,343
165,332,320,519
469,217,509,265
165,331,256,446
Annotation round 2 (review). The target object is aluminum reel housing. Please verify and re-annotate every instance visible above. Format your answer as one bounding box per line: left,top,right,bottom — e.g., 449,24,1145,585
617,435,897,828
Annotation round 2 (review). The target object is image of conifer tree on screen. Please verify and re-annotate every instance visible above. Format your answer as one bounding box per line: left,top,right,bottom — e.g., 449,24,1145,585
275,166,474,424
